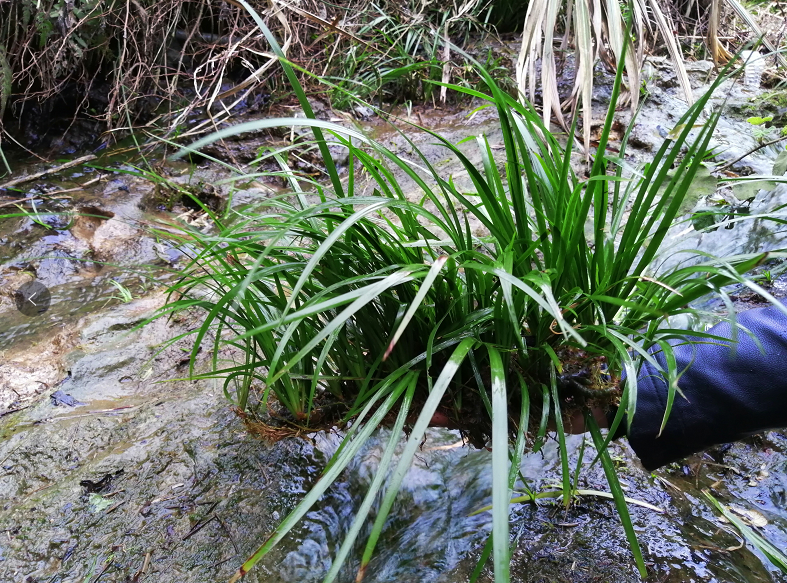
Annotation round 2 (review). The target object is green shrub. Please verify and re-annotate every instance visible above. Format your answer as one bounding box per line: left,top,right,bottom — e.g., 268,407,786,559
151,3,786,581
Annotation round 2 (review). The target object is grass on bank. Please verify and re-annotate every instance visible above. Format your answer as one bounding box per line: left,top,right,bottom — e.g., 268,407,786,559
3,0,784,169
143,4,787,582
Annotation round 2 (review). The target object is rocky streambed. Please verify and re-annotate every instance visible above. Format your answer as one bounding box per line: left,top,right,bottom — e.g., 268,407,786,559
1,59,787,582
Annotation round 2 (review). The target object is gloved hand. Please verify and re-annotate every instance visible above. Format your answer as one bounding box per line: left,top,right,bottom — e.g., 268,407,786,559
620,301,787,470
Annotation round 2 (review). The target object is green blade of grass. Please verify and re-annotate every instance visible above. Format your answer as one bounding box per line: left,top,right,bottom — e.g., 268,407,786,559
472,488,664,515
228,378,410,583
384,255,448,360
356,337,476,581
704,490,787,573
282,199,391,314
488,345,510,583
587,414,647,577
233,0,345,197
263,270,419,386
549,369,572,508
322,372,419,583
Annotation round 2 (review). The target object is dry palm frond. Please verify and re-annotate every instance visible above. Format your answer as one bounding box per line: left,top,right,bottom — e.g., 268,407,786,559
540,0,562,131
605,0,639,110
574,0,594,154
514,0,773,156
515,0,554,126
515,0,787,152
440,20,451,103
648,0,693,105
515,0,546,108
708,0,733,66
516,0,646,155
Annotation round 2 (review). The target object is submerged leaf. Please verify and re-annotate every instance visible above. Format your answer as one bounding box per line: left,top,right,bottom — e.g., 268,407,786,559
728,504,768,528
705,490,787,573
87,493,114,513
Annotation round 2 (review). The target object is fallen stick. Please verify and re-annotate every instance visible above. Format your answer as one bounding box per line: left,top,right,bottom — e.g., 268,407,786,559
717,134,787,172
0,194,74,209
42,175,101,196
0,173,97,204
0,154,97,190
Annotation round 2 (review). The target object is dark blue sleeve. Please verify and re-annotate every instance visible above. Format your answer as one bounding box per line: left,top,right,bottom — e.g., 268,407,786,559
626,302,787,471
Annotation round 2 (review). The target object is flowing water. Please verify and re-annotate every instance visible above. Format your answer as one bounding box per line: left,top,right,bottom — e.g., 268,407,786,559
263,426,787,583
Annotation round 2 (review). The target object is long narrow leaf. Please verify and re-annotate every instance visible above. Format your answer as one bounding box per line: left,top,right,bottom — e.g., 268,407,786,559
322,373,418,583
587,415,647,577
228,380,410,583
356,337,476,581
488,345,510,583
384,256,448,360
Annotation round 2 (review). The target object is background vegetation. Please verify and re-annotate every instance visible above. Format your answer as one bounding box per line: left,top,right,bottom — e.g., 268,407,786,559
1,0,785,157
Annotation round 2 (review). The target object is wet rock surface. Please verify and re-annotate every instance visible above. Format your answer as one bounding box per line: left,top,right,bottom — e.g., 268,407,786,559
0,301,310,583
268,427,787,583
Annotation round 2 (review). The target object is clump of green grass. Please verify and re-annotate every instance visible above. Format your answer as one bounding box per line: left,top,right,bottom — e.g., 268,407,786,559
150,4,787,581
108,279,134,303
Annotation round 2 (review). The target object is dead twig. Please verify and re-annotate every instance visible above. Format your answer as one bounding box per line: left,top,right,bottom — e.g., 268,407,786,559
42,175,102,196
0,195,73,209
217,515,239,553
182,515,216,541
182,499,220,540
0,175,100,207
106,499,126,514
131,551,152,582
275,0,381,54
0,154,97,190
718,134,787,172
0,406,29,418
91,555,115,583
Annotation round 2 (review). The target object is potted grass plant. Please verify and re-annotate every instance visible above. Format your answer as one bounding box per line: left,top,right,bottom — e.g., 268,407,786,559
149,4,785,581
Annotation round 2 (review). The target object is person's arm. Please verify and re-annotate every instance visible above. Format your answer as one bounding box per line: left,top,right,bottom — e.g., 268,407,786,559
627,302,787,471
